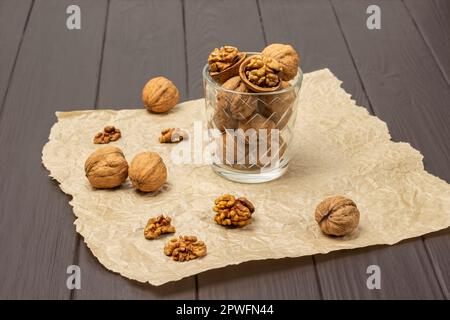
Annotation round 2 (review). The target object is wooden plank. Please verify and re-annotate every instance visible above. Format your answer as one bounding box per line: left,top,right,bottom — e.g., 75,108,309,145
261,0,444,299
185,0,321,299
404,0,450,299
0,0,33,109
185,0,269,99
404,0,450,86
260,0,369,108
0,0,108,299
74,0,196,299
323,0,449,298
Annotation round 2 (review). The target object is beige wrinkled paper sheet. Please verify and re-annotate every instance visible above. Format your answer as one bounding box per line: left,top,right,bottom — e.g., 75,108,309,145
42,69,450,285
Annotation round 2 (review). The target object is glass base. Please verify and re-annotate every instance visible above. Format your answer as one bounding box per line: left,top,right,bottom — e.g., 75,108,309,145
212,162,288,184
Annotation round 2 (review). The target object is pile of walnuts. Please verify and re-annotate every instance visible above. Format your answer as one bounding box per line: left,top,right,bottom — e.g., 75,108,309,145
207,44,300,169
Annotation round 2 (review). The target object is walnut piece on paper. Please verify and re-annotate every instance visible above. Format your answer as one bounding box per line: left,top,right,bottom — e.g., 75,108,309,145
144,215,176,240
159,128,188,143
315,196,360,236
93,126,121,144
164,236,207,262
213,194,255,227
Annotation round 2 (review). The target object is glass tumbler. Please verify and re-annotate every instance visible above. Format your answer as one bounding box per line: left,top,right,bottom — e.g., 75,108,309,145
203,52,303,183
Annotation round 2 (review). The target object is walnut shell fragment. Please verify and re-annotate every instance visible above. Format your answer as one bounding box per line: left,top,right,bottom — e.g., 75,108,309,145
315,196,360,236
84,146,128,189
144,215,175,240
261,43,300,81
129,152,167,192
164,236,207,262
213,194,255,227
159,128,188,143
142,76,179,113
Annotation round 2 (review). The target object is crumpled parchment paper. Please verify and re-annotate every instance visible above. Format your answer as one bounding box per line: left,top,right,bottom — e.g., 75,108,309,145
42,69,450,286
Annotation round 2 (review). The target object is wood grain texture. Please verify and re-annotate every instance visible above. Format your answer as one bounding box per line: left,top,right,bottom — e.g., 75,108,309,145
0,0,107,299
185,0,321,299
73,0,196,299
0,0,33,110
184,0,267,99
328,0,449,299
404,0,450,86
261,0,445,299
259,0,369,108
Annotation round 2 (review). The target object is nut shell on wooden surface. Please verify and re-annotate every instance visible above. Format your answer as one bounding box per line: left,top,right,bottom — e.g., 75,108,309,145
84,146,128,189
129,152,167,192
261,43,299,81
142,77,179,113
315,196,360,236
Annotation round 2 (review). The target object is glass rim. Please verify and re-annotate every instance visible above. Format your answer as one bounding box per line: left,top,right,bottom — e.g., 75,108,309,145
202,52,303,96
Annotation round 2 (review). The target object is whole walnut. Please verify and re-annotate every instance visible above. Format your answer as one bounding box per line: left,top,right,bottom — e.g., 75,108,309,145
142,77,179,113
238,114,276,144
129,152,167,192
315,196,360,236
84,146,128,189
216,133,246,166
217,76,256,121
258,81,297,129
212,102,238,132
262,44,299,81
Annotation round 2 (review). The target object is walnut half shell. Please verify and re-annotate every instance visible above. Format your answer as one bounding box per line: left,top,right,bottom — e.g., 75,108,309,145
315,196,360,236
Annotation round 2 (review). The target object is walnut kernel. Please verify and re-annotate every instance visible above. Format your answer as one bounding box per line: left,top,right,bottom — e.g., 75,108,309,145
164,236,207,262
208,46,239,73
144,215,175,240
213,194,255,227
244,55,282,88
93,126,121,144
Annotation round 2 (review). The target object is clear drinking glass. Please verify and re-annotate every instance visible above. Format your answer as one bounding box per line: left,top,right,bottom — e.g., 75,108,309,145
203,52,303,183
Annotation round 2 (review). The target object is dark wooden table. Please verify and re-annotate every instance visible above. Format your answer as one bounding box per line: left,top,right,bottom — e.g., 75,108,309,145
0,0,449,299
